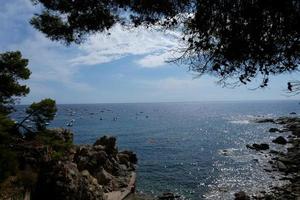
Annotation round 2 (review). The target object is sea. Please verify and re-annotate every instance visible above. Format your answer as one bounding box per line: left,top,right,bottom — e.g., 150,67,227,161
13,100,300,199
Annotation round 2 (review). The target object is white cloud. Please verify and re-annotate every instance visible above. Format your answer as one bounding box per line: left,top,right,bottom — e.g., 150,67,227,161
70,24,182,67
5,31,97,96
135,50,182,68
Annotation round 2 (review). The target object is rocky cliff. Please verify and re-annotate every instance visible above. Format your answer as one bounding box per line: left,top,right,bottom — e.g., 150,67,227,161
0,129,137,200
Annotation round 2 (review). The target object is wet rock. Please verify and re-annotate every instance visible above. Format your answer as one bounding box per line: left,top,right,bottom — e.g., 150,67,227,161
272,136,287,145
234,191,250,200
269,128,280,133
255,118,275,123
276,161,287,171
264,168,272,172
290,112,297,115
158,192,180,200
269,150,286,156
246,143,269,151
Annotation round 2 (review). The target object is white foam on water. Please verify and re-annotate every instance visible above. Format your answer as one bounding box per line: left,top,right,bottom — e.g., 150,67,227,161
229,120,250,124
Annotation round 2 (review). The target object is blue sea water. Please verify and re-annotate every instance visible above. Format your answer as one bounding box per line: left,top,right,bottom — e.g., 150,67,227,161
13,100,300,199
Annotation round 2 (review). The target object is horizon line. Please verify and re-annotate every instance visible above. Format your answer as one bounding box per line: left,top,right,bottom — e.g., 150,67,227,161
19,99,300,106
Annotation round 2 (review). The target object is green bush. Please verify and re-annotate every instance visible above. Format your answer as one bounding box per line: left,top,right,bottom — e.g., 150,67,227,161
36,129,73,160
0,147,18,182
0,114,18,144
25,98,57,131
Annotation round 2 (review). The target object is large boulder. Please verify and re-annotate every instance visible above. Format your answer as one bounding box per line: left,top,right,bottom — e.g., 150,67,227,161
269,128,280,133
276,161,287,171
246,143,269,151
48,128,73,143
74,145,109,173
255,118,275,123
272,136,287,145
234,191,250,200
74,143,125,179
33,161,104,200
119,151,138,164
94,136,117,155
117,151,138,171
80,170,104,199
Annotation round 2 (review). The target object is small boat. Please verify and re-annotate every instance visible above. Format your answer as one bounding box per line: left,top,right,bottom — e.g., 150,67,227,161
66,122,73,127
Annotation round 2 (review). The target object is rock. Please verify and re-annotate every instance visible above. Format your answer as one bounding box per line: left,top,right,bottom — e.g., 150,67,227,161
95,168,115,188
247,143,269,151
81,169,90,177
3,129,137,200
264,168,272,172
234,191,250,200
269,150,286,156
33,161,104,200
290,112,297,115
75,145,108,172
93,136,117,155
277,161,287,171
118,151,137,165
255,118,275,123
49,128,73,143
272,136,287,145
117,153,131,167
269,128,280,133
158,192,180,200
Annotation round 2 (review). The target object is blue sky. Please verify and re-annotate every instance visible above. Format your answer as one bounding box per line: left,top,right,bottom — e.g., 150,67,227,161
1,0,299,104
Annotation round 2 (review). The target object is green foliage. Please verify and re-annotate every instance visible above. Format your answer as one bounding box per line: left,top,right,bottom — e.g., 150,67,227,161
30,0,300,88
30,0,117,44
182,0,300,88
51,151,64,160
26,98,57,131
0,51,31,114
30,0,189,44
0,114,17,143
0,115,19,183
36,129,73,159
0,147,18,182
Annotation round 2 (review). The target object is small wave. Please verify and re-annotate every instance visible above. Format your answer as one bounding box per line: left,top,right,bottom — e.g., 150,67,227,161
229,120,250,124
218,148,239,156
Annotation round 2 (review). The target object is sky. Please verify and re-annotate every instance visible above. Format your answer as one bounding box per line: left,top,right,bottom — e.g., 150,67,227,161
0,0,299,104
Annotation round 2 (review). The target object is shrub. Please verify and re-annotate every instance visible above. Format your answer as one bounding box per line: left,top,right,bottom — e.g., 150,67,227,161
0,147,18,182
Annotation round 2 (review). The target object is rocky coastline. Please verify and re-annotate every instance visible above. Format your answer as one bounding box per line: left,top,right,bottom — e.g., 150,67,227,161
0,130,137,200
239,116,300,199
2,116,300,200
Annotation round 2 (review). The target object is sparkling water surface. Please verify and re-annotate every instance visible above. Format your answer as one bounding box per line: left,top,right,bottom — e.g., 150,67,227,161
13,100,300,199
